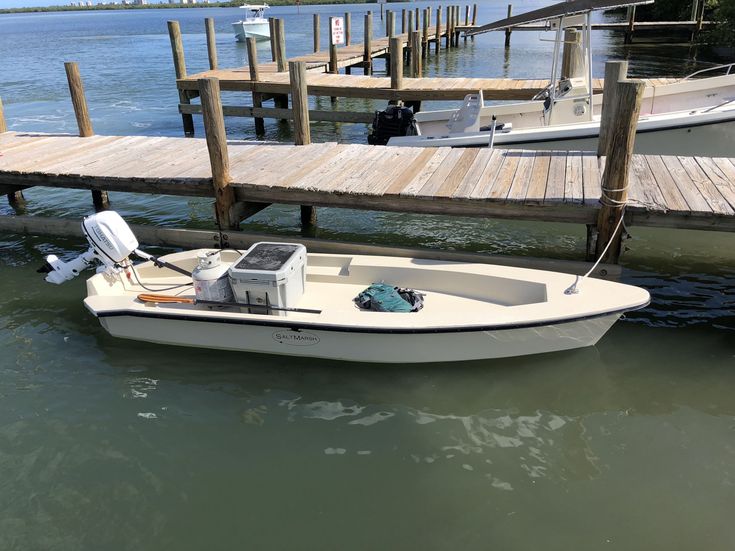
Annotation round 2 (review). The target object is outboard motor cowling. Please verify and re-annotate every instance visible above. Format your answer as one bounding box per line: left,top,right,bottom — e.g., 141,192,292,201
367,103,418,145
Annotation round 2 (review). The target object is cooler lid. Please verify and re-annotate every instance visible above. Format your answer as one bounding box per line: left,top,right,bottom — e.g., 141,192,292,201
234,243,302,272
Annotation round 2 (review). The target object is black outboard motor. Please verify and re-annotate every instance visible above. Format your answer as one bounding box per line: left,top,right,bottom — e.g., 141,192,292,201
367,102,418,145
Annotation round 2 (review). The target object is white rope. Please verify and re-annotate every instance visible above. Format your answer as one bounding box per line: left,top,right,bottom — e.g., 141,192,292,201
599,183,630,206
564,206,627,295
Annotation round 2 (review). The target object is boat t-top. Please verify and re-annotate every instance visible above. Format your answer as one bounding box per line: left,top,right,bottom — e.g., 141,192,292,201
232,3,270,42
385,0,735,156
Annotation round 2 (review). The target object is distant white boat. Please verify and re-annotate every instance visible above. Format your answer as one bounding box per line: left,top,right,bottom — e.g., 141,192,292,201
232,3,270,42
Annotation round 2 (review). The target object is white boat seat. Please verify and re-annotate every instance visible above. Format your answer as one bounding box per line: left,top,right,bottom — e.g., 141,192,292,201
447,92,484,134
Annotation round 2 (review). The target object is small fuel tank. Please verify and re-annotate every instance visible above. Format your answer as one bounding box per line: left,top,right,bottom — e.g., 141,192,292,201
192,250,234,303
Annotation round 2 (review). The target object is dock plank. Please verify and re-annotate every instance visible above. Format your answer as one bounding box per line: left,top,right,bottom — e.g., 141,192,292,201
525,151,551,205
399,148,452,196
693,157,735,213
450,148,496,198
660,155,713,214
564,151,583,204
628,154,668,211
581,152,601,205
544,152,567,203
677,156,733,215
506,150,536,203
708,158,735,211
415,148,470,197
0,132,733,232
468,149,506,199
645,155,689,212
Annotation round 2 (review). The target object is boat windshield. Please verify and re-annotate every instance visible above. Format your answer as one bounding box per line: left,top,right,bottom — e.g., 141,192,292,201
241,4,268,18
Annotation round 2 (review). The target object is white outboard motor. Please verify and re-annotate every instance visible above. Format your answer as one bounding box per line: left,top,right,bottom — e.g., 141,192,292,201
192,250,234,303
39,210,191,284
40,211,139,284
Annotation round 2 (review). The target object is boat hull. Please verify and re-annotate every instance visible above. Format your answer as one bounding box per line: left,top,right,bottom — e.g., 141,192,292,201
232,21,270,42
96,311,621,364
84,250,649,364
391,112,735,156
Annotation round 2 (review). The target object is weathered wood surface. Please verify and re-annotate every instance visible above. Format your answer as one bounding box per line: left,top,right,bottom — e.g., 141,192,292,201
1,132,733,231
178,68,677,102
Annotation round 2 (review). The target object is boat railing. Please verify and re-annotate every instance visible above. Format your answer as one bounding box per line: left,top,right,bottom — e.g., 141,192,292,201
683,63,735,80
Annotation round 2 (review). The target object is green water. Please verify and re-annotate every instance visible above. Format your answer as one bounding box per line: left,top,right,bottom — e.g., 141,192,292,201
1,3,734,550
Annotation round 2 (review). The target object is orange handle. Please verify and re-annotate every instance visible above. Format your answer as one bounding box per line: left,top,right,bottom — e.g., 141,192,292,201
137,293,194,304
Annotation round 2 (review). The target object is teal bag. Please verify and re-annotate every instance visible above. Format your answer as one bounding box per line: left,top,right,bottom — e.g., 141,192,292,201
354,283,424,313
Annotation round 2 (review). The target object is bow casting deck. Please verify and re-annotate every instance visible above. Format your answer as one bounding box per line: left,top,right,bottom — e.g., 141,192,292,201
1,132,734,231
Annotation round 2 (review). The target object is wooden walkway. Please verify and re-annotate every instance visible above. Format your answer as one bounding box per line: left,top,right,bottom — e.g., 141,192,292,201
178,70,678,102
288,28,447,73
1,132,733,231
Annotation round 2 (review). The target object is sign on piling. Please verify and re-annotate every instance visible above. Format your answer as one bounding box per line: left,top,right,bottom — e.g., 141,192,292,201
330,16,345,45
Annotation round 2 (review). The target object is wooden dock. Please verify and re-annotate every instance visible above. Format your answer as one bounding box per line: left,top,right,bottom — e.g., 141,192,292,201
171,14,679,133
178,71,677,102
2,132,733,232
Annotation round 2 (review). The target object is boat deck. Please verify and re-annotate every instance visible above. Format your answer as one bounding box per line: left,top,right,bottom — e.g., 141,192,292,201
1,132,734,231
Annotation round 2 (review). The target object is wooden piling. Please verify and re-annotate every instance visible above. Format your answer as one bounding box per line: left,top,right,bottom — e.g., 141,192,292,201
472,3,477,25
390,37,403,90
504,4,513,47
410,31,422,77
0,97,7,134
275,19,287,72
408,9,414,34
329,44,338,74
268,18,276,61
387,10,395,38
595,78,645,263
329,16,338,74
64,63,93,137
597,61,629,157
452,5,458,46
313,13,320,52
167,20,195,137
364,13,373,75
289,61,310,146
198,77,237,231
561,29,582,79
64,62,109,210
455,5,461,45
293,58,317,226
422,8,430,57
445,6,452,48
246,37,260,82
435,7,442,53
465,5,470,25
344,12,351,46
246,37,264,135
205,18,218,70
402,9,407,34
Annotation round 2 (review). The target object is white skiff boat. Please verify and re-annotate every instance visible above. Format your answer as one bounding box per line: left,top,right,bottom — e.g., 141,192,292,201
41,212,649,364
232,3,270,42
387,0,735,156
